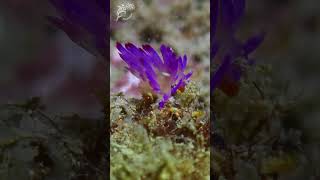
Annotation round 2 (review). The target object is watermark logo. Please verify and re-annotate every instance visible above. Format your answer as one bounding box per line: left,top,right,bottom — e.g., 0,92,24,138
116,1,135,21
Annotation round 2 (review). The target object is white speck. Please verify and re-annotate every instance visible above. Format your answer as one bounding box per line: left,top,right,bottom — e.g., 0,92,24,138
161,72,170,77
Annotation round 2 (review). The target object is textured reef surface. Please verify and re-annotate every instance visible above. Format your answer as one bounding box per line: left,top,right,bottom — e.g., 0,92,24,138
110,0,210,179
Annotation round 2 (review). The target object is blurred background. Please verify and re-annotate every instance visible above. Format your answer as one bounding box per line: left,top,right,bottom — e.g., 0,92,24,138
0,0,106,118
246,0,320,143
214,0,320,179
0,1,107,179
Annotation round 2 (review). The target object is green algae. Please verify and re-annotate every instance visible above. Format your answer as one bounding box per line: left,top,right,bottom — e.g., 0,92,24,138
110,82,210,180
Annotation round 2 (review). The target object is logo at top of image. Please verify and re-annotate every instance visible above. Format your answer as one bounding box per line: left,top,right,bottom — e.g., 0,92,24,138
116,1,135,22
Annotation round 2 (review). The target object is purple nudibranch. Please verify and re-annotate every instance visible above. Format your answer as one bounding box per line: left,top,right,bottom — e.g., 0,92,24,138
116,43,192,109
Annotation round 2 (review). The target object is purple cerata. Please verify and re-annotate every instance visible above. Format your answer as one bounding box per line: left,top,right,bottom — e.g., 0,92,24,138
116,43,192,109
